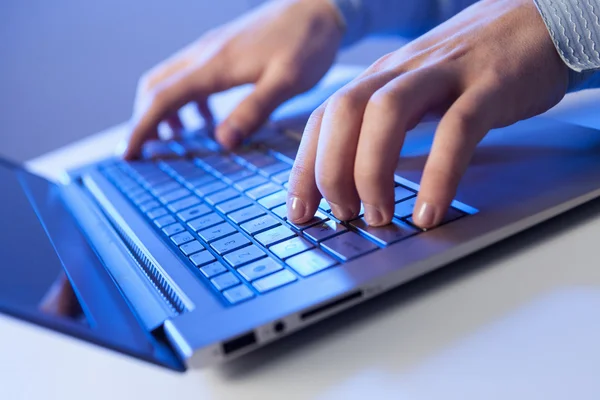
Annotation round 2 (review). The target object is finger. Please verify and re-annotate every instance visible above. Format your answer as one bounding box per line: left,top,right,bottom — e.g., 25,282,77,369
197,99,215,129
215,69,297,150
356,68,457,226
166,114,184,138
124,64,232,159
316,72,396,220
414,84,497,228
286,103,326,223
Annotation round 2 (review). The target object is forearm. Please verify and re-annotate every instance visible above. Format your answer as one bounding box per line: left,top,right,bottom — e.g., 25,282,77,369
329,0,478,46
534,0,600,90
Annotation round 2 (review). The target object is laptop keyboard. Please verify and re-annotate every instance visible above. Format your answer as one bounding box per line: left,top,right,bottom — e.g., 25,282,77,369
101,138,469,306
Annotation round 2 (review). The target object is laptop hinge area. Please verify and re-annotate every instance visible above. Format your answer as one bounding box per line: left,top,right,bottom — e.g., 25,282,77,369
60,181,178,332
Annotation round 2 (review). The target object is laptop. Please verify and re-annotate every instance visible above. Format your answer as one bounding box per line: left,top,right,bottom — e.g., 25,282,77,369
2,85,600,372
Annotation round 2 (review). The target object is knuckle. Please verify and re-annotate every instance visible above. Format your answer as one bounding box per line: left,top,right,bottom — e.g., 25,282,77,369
328,89,363,115
367,89,403,117
368,52,393,73
451,108,481,133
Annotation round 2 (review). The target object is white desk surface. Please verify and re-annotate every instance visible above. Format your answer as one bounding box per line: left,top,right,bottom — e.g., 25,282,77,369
3,67,600,400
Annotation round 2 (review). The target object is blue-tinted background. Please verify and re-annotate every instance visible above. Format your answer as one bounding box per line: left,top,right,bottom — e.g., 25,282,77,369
0,0,402,162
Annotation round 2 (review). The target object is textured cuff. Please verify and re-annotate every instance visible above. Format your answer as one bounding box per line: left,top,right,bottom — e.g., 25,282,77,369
533,0,600,90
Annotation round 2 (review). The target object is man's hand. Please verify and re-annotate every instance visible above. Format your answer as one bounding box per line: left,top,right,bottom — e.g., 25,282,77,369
287,0,569,229
124,0,343,159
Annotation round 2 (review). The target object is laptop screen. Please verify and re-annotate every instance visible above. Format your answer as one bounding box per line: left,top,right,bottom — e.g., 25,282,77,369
0,161,184,369
0,163,89,326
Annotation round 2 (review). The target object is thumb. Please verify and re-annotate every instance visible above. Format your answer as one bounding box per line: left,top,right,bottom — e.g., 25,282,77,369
215,72,296,149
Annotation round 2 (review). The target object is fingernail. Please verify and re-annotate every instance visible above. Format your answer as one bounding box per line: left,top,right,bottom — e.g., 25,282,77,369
364,204,385,226
329,201,356,221
415,202,437,228
287,196,308,222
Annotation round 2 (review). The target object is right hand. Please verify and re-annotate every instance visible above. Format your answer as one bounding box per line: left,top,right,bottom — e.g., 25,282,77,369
123,0,344,159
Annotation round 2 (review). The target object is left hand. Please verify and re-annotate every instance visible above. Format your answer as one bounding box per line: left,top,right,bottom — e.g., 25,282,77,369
286,0,569,229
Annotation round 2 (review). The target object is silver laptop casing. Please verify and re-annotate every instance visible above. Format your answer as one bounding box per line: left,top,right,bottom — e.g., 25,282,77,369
66,115,600,368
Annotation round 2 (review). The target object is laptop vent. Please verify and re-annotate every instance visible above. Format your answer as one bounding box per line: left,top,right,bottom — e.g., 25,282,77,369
110,221,186,314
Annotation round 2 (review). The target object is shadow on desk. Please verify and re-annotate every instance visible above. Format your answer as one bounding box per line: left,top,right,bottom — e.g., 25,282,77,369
217,194,600,381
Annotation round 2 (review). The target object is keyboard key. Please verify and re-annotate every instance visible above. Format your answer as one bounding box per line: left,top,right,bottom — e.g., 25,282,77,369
150,181,181,196
258,190,287,210
141,174,171,188
173,166,205,180
199,153,230,168
271,169,291,185
287,210,328,231
238,258,282,281
186,175,216,188
187,213,224,231
131,193,153,205
395,185,415,202
211,233,251,255
147,207,168,219
125,186,146,199
161,159,195,173
204,188,239,206
259,162,290,177
237,150,276,169
154,215,176,229
318,198,332,212
440,207,465,224
270,237,315,259
195,181,228,197
199,261,226,278
216,197,253,214
255,225,296,247
304,220,348,242
139,200,160,213
246,183,281,200
406,207,464,227
223,169,255,183
351,218,418,246
212,161,243,176
176,204,212,222
394,197,418,219
240,215,280,235
271,204,288,219
224,245,266,267
198,222,237,242
228,205,266,225
158,188,191,204
321,232,379,261
179,240,204,256
287,249,337,277
162,223,186,237
211,272,240,291
167,196,201,213
190,251,216,267
223,285,255,304
234,175,269,192
253,270,297,293
171,231,195,246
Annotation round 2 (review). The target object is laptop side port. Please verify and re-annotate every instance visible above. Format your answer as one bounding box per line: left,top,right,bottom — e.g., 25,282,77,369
222,331,257,355
300,290,363,321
